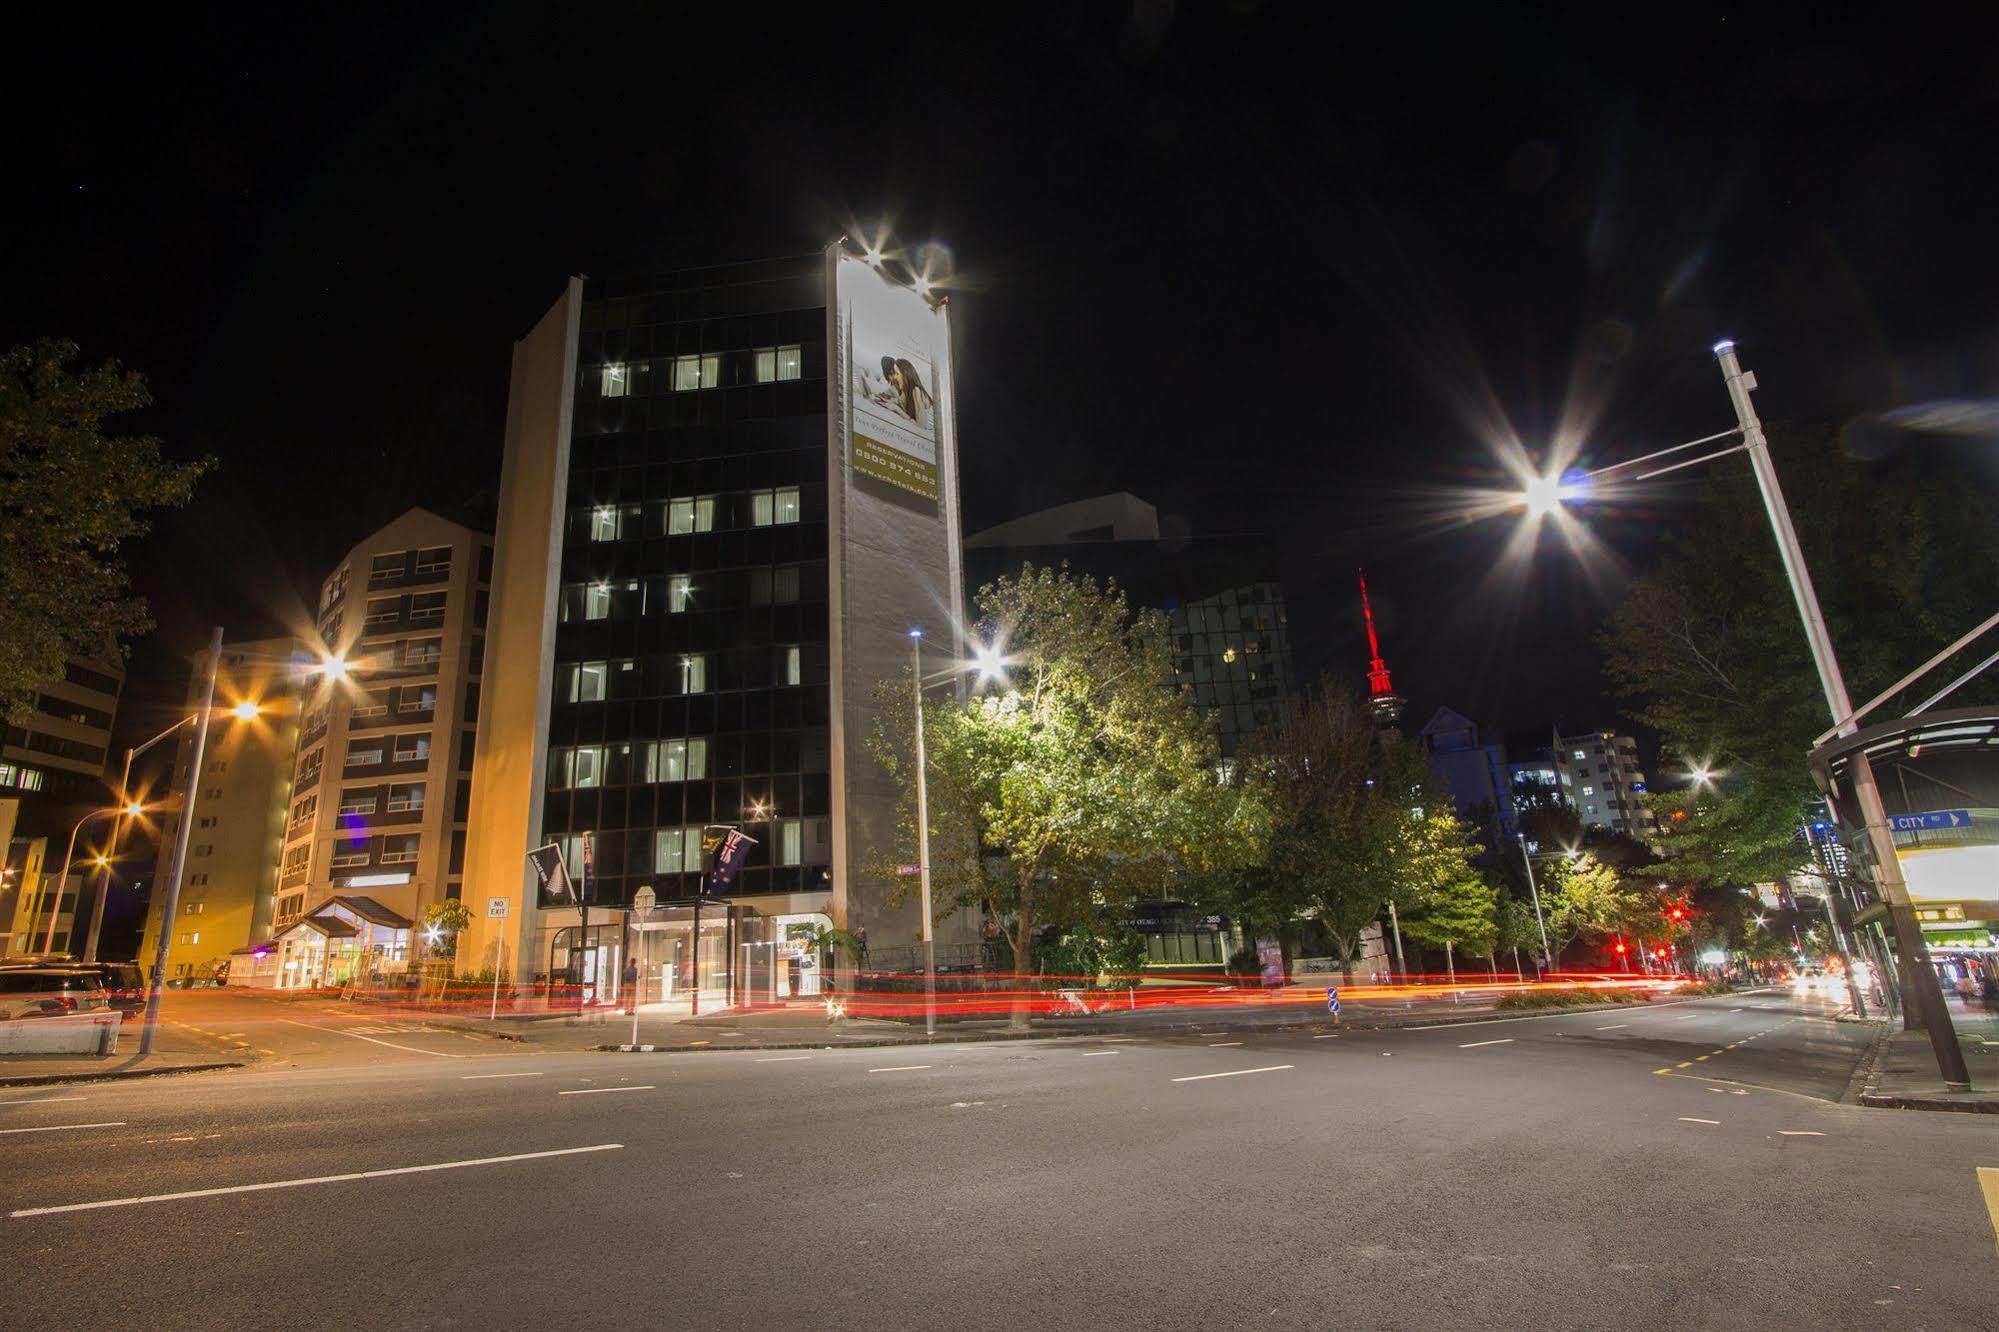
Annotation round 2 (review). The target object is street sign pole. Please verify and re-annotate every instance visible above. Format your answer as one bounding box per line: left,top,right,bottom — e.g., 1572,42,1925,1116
486,896,509,1021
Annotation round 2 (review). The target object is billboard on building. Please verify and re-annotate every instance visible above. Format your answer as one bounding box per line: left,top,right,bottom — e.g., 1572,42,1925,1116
838,256,946,506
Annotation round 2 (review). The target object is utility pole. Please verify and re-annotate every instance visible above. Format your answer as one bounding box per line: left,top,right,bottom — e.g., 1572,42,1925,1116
1516,833,1554,974
1715,343,1966,1089
910,630,937,1038
140,628,222,1055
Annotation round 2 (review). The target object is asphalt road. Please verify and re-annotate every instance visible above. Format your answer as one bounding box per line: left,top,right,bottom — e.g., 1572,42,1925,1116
2,989,1994,1329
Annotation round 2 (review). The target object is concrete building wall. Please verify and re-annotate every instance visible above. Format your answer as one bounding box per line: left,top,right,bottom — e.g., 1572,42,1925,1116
457,280,581,979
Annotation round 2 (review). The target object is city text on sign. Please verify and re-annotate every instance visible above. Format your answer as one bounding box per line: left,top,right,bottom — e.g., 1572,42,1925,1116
1887,809,1970,832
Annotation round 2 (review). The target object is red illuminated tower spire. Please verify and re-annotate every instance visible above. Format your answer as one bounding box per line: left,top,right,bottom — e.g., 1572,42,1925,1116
1358,569,1406,730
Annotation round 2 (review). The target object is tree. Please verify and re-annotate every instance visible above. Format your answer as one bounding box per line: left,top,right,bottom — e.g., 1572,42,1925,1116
870,565,1248,997
420,898,474,957
1400,871,1500,971
1199,677,1484,981
0,340,211,720
1538,852,1642,957
1601,423,1999,880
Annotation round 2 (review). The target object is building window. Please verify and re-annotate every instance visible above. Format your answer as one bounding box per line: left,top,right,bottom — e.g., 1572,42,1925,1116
368,552,407,586
668,575,694,613
565,662,608,703
644,738,708,784
679,655,709,695
1573,750,1586,761
667,496,716,534
365,597,399,627
1581,785,1595,796
346,746,384,768
392,734,431,764
774,565,800,602
553,746,605,789
415,546,452,576
671,353,720,391
409,592,446,622
780,645,802,687
655,825,702,874
351,691,389,719
404,638,442,669
387,783,425,813
17,769,41,792
291,794,317,827
776,818,804,867
331,839,371,868
752,344,802,383
381,835,420,865
400,686,436,714
750,487,801,527
339,791,378,817
588,504,639,542
601,362,630,397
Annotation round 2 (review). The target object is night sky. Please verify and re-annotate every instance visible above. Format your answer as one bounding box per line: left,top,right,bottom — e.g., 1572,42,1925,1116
8,3,1998,764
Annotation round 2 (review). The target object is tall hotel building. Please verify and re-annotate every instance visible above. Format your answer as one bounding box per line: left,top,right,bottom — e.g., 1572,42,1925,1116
458,249,969,998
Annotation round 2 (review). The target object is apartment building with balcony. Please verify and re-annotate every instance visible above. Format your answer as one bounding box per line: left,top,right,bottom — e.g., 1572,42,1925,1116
1553,729,1655,840
265,509,492,988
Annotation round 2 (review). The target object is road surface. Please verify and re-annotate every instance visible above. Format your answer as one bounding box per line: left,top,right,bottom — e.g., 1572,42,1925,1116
2,988,1993,1328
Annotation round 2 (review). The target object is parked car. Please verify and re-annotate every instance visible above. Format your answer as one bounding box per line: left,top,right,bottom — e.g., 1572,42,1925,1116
0,968,109,1021
72,961,146,1015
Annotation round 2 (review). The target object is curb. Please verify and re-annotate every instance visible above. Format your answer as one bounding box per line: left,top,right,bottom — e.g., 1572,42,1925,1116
0,1060,243,1088
579,998,1670,1054
1855,1090,1999,1114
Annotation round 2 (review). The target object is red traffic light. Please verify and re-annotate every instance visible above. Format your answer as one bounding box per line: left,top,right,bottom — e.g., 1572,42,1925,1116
1614,942,1627,954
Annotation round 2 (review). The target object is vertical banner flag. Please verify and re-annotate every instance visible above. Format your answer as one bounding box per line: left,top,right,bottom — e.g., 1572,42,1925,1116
528,843,576,907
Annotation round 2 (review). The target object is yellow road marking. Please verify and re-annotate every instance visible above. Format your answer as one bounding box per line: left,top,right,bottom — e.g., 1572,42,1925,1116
1979,1168,1999,1259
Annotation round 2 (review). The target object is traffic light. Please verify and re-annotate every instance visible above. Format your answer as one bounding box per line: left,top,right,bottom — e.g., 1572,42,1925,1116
1614,941,1627,954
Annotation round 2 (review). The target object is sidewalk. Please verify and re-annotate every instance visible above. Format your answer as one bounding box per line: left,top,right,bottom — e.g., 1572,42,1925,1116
0,1027,243,1086
1855,1000,1999,1113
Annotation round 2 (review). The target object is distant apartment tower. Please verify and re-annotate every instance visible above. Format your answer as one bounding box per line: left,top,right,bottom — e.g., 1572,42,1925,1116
136,637,308,981
964,493,1295,756
1417,707,1515,846
263,509,491,988
0,656,126,957
1553,729,1653,838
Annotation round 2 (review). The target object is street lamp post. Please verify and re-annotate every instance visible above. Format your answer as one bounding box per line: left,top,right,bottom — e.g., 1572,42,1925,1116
909,630,937,1039
140,627,224,1055
1531,343,1966,1087
1515,833,1555,974
40,808,129,954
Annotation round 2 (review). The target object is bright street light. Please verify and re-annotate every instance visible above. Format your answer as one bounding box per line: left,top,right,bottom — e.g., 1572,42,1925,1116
315,654,350,682
230,699,262,721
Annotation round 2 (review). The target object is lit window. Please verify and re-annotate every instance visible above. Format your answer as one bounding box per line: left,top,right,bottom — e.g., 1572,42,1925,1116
754,344,802,383
750,487,802,527
781,645,802,686
1573,750,1586,761
668,575,694,613
655,825,703,874
554,747,605,789
672,353,720,391
667,496,716,534
16,769,40,792
566,662,608,703
584,584,613,620
680,655,709,695
591,507,619,541
602,363,630,397
645,738,708,783
776,818,803,867
1581,785,1595,796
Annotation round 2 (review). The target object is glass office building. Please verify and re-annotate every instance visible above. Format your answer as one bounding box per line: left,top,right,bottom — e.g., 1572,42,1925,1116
461,249,970,999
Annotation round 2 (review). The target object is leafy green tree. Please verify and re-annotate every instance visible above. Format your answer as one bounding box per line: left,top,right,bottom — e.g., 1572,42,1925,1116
1601,424,1999,882
1199,678,1483,981
0,340,211,720
1400,871,1500,968
870,566,1250,992
420,898,474,957
1538,852,1642,957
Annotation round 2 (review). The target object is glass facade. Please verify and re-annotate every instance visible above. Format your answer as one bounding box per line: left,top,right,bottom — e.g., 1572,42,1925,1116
543,256,836,909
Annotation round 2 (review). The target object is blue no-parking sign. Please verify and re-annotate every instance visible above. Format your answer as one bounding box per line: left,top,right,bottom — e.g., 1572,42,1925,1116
1327,985,1341,1016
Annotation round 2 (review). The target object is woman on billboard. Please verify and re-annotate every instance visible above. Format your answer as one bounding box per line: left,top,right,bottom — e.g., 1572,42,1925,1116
880,355,935,430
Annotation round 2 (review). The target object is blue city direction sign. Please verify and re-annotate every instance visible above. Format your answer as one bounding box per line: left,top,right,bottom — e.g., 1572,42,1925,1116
1888,809,1971,832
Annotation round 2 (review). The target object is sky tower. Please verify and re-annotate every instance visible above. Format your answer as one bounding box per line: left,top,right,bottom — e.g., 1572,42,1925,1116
1358,569,1405,731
